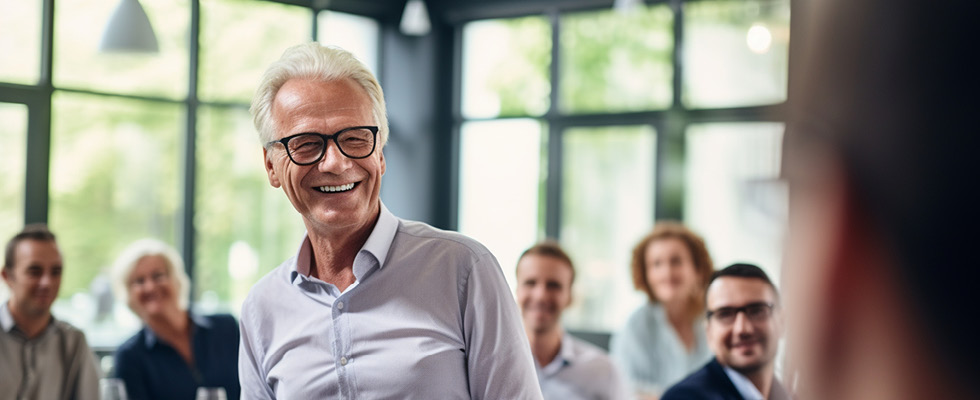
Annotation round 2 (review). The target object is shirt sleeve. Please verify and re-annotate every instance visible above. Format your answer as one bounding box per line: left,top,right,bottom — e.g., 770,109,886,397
238,299,277,400
461,251,543,400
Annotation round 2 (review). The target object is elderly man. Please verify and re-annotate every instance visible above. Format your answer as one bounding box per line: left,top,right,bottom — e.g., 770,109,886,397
515,242,629,400
782,0,980,399
662,264,790,400
238,43,541,399
1,224,100,400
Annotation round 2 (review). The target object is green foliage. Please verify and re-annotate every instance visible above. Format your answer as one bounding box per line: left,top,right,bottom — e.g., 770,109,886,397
560,6,674,113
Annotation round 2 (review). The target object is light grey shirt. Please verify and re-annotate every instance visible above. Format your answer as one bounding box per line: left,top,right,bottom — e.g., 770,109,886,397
536,333,630,400
238,203,542,399
724,366,765,400
609,303,713,396
0,302,100,400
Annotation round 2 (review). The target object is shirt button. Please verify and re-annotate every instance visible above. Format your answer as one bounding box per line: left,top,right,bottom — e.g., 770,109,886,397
340,357,348,366
336,301,344,310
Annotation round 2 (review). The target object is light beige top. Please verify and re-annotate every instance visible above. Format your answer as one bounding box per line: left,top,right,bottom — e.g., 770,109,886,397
0,302,100,400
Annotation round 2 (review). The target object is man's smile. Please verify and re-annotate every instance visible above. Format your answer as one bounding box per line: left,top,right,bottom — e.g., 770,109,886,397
316,182,358,193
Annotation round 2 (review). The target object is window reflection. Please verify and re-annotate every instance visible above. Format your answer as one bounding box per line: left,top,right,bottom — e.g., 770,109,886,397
685,122,785,282
0,103,28,283
461,17,551,118
54,0,190,99
48,92,182,347
199,0,310,103
683,0,790,107
561,126,655,330
0,1,41,84
318,11,380,76
457,119,546,291
560,6,673,113
194,105,306,315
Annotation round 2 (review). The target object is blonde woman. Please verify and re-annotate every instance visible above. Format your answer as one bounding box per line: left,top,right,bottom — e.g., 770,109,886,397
111,239,240,400
610,222,715,399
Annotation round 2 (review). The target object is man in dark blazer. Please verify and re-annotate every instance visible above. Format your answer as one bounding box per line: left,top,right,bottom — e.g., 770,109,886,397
662,264,790,400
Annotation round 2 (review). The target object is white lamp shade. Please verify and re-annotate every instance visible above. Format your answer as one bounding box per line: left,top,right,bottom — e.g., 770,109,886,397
100,0,159,53
400,0,431,36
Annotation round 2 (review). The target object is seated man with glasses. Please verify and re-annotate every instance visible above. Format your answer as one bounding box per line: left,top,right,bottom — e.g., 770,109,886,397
238,43,541,399
662,263,791,400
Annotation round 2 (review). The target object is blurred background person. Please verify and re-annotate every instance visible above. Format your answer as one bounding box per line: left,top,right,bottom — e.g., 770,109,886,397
517,241,630,400
782,0,980,399
662,263,790,400
610,222,714,398
1,224,100,400
111,239,240,400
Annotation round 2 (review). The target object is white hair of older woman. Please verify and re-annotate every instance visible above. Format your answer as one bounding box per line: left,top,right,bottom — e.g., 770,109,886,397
250,42,389,148
110,238,191,312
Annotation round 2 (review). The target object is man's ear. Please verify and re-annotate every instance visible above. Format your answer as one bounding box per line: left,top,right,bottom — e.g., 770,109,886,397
263,147,281,188
1,267,9,283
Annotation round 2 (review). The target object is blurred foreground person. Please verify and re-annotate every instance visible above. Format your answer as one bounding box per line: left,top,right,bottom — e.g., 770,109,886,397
1,224,100,400
662,264,789,400
239,43,539,399
112,239,240,400
516,242,629,400
610,222,714,398
783,0,980,398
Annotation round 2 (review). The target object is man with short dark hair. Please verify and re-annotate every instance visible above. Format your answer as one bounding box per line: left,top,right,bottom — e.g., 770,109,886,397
516,241,629,400
662,264,790,400
1,224,100,400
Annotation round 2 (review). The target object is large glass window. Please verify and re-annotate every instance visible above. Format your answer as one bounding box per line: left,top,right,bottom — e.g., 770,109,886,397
560,6,673,113
199,0,311,103
560,126,655,329
457,119,546,290
54,0,190,99
48,92,182,347
456,3,790,334
461,16,551,119
685,122,785,282
194,105,306,314
0,1,41,84
683,0,791,108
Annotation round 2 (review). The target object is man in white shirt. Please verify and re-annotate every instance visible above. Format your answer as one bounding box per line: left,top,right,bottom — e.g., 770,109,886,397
1,224,100,400
516,241,629,400
238,43,541,399
662,264,790,400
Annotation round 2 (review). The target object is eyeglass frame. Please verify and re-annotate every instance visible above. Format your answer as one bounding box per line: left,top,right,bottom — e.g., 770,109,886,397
265,125,379,166
705,301,776,325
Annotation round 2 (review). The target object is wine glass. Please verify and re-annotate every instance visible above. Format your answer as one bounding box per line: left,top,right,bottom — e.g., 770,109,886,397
195,387,228,400
100,378,129,400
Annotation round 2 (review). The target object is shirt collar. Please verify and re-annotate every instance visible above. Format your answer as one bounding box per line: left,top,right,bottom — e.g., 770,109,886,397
539,332,574,376
1,301,55,336
290,201,399,282
142,311,210,349
723,365,766,400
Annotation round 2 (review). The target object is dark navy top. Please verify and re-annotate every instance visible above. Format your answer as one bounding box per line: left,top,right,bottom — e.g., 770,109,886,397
114,313,241,400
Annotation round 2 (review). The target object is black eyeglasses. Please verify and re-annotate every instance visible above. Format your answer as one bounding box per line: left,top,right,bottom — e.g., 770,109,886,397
266,126,379,165
706,302,775,325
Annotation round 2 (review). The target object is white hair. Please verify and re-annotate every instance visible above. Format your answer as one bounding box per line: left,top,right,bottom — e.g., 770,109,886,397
110,239,191,312
251,42,388,148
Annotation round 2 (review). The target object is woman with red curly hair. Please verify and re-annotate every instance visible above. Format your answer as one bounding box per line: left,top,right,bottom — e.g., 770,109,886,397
610,222,715,399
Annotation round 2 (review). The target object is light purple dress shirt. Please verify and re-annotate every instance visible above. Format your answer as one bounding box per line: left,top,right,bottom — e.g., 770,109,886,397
536,333,630,400
238,203,542,399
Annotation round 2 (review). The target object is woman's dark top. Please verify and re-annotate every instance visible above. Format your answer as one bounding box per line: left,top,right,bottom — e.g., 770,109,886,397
114,313,241,400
